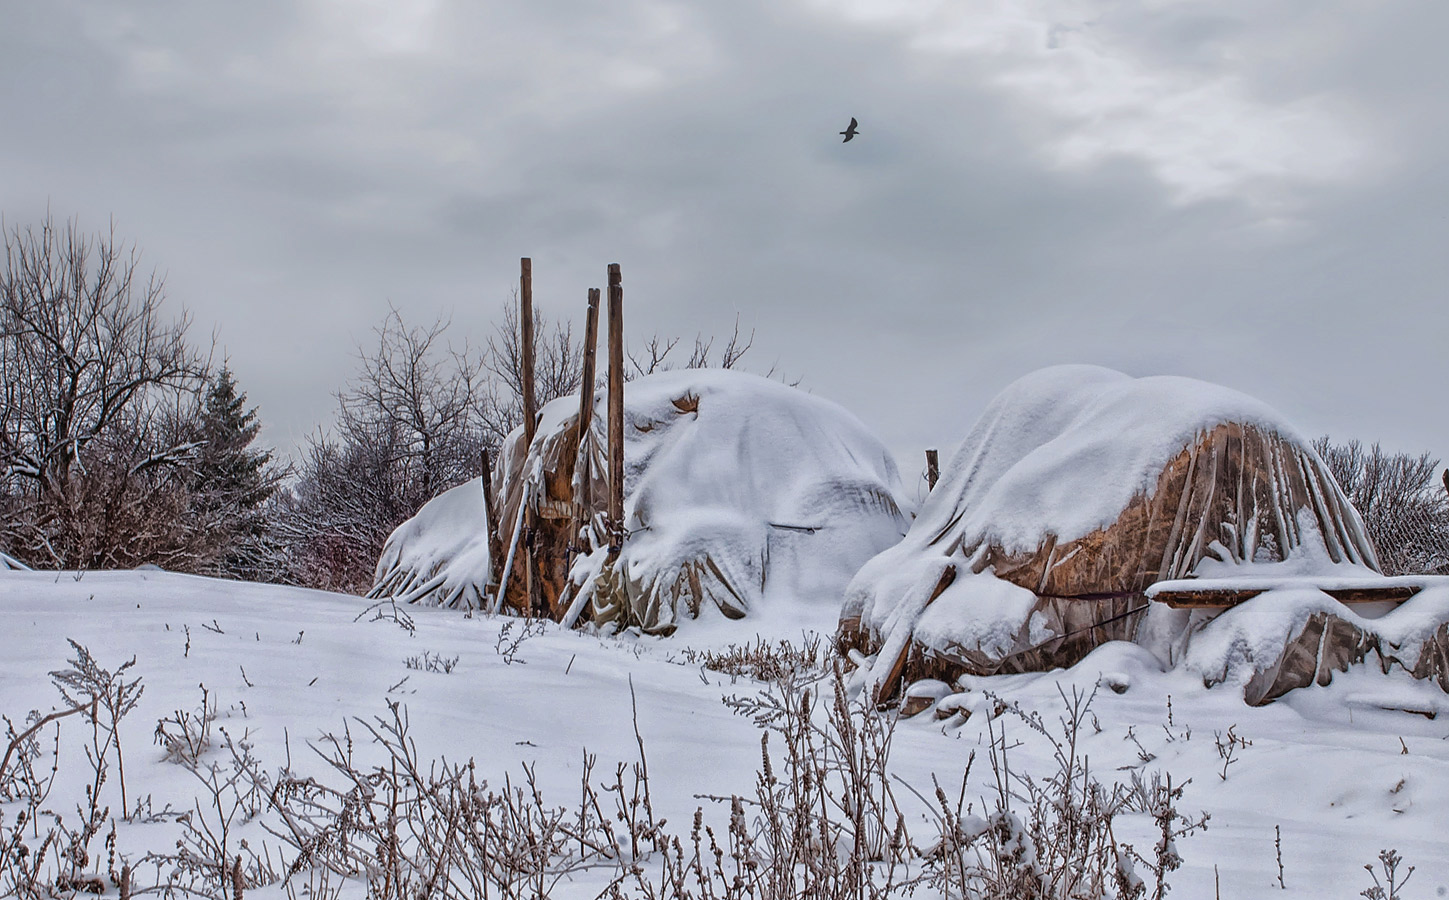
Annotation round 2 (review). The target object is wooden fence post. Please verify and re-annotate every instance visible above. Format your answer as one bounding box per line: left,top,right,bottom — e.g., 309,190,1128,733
607,264,624,553
925,448,940,492
481,448,502,596
574,288,601,549
520,257,537,447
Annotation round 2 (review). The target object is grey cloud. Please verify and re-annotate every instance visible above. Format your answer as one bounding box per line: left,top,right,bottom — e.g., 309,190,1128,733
0,0,1445,475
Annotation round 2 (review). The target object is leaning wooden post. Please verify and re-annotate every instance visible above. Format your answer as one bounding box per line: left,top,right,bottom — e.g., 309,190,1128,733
607,264,625,553
480,448,502,595
925,448,940,492
574,288,601,546
492,479,533,615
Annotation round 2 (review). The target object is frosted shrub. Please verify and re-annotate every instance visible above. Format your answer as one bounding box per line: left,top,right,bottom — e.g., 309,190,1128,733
677,635,827,685
921,686,1208,900
1360,849,1414,900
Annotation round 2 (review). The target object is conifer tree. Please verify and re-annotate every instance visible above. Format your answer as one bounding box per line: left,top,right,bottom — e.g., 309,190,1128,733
190,367,283,578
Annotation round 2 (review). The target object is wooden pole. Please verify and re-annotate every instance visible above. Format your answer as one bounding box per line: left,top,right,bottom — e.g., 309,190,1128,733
480,448,501,593
579,289,601,439
491,481,532,615
574,289,601,545
520,257,537,447
607,264,624,553
925,448,940,492
519,258,538,615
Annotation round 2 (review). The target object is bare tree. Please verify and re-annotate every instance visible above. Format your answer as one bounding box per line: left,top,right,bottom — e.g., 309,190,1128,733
479,294,584,448
0,215,209,568
278,296,777,593
627,315,757,378
1314,436,1449,575
340,305,484,500
269,427,409,593
279,307,497,591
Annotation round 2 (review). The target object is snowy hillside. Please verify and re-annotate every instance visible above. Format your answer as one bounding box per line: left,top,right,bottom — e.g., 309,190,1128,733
2,570,1446,898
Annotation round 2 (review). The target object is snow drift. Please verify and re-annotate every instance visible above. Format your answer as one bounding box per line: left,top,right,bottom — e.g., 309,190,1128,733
838,364,1419,702
374,369,912,636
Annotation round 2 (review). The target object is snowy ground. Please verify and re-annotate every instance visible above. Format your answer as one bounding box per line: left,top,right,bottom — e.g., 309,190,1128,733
3,570,1447,897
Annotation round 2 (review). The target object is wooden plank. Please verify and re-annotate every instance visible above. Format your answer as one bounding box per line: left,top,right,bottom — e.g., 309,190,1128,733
607,264,625,553
1153,585,1420,609
925,448,939,492
491,480,533,615
520,257,537,447
1323,586,1421,605
1152,589,1264,609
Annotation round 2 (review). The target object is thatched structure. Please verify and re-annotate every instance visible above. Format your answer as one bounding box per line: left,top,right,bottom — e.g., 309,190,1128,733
375,368,912,637
840,365,1395,703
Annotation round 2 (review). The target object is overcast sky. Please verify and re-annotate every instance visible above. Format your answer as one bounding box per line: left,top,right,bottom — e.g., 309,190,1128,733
3,0,1446,492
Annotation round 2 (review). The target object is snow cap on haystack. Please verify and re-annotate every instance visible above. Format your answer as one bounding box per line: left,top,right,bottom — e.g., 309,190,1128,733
375,368,912,637
842,364,1381,700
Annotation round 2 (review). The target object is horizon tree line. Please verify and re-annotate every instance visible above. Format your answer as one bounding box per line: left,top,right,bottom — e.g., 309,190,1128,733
3,214,1445,589
0,214,756,590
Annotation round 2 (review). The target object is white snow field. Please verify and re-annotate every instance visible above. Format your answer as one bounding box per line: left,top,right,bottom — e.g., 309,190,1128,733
3,569,1447,898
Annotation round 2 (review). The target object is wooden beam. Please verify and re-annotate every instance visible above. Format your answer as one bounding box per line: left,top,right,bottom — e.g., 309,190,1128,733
1323,586,1420,605
519,258,539,614
520,257,537,447
491,480,533,615
579,288,600,439
573,288,601,549
1152,585,1421,609
925,448,939,492
1152,588,1264,608
481,448,502,592
607,264,624,553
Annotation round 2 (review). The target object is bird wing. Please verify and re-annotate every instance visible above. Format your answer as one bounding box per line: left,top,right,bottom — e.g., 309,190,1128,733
849,117,858,129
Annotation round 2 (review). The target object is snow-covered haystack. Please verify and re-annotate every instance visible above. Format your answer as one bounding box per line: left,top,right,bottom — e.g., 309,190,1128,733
839,364,1427,703
371,477,493,608
375,369,912,636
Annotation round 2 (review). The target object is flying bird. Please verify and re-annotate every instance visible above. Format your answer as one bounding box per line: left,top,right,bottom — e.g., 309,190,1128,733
840,117,859,142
